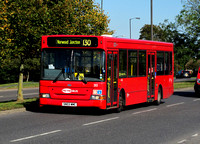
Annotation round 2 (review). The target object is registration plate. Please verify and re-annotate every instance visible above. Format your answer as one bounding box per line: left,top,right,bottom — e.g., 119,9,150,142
62,102,77,107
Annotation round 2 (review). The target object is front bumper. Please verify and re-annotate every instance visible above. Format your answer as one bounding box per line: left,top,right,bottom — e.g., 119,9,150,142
40,98,107,109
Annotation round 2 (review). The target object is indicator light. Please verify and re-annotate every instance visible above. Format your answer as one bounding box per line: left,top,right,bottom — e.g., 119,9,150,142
90,95,106,100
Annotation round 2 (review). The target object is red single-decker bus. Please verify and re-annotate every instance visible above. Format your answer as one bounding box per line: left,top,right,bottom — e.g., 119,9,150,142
40,35,174,111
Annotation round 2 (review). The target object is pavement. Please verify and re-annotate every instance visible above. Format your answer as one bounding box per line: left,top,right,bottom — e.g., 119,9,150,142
0,108,26,115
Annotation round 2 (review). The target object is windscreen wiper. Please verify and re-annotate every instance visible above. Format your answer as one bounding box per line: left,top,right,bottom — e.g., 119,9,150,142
81,79,87,84
53,68,65,83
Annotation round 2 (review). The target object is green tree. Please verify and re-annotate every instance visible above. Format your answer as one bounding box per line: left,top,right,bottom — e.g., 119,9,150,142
176,0,200,59
2,0,112,101
139,24,165,41
24,58,40,82
160,20,194,70
0,1,14,64
177,0,200,37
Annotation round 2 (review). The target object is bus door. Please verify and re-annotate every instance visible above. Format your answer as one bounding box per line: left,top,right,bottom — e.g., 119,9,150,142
107,51,118,108
147,52,155,102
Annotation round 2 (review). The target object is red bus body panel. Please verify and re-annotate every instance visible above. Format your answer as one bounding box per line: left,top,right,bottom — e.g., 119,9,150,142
119,77,147,105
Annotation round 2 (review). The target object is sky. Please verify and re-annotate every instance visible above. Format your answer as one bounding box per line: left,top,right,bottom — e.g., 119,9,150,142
95,0,183,39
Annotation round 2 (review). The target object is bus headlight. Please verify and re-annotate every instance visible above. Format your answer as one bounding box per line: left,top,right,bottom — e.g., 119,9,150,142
40,93,50,98
90,95,106,100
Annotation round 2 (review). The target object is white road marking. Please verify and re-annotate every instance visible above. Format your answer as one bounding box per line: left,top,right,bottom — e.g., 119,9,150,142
10,130,61,143
192,133,198,137
0,96,3,98
83,117,119,126
132,108,157,115
193,99,200,102
166,102,185,108
177,139,187,144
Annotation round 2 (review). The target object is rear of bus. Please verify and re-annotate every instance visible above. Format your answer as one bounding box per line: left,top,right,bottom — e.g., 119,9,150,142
39,35,107,109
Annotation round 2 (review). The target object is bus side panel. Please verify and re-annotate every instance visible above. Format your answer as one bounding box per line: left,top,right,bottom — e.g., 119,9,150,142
156,75,173,99
119,77,147,106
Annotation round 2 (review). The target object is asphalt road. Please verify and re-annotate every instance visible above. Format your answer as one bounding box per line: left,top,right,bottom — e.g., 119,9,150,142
0,88,200,144
0,88,39,102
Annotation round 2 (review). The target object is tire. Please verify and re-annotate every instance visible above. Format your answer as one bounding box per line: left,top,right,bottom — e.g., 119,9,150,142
116,92,124,113
155,88,161,105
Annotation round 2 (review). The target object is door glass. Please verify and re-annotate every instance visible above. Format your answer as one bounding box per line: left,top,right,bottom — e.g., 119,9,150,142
107,52,118,107
151,55,155,95
148,55,150,96
107,54,112,104
148,54,155,96
114,54,117,102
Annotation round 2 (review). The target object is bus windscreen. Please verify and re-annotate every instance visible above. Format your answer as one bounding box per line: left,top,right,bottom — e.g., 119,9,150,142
41,49,105,82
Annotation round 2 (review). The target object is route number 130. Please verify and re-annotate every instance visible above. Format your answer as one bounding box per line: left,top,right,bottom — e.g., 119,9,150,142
83,39,92,46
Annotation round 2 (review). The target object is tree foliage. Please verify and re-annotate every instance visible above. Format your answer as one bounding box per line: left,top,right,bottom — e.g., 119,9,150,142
160,20,196,70
0,1,14,63
0,0,112,84
139,24,165,41
139,0,200,71
177,0,200,37
4,0,112,59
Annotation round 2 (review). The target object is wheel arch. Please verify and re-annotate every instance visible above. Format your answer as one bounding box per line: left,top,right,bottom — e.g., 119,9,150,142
119,88,126,105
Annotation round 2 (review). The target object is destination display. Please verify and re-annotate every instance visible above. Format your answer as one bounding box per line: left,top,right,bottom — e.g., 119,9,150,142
47,37,98,47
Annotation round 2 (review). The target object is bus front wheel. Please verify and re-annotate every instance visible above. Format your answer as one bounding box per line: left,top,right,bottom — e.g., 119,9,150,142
155,88,162,105
116,92,125,113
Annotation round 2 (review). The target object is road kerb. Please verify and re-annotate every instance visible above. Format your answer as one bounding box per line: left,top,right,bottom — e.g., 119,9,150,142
0,108,26,115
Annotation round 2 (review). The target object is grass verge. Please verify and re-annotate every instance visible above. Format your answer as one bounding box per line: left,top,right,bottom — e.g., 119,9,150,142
174,81,195,89
0,82,39,89
0,98,38,111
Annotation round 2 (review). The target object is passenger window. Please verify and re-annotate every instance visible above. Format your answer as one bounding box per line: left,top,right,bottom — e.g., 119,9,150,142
119,50,127,78
165,52,169,75
169,52,172,75
139,51,146,76
157,52,164,75
128,50,137,77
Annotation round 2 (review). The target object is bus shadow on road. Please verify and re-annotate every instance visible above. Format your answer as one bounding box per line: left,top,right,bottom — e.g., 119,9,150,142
24,100,108,116
124,101,165,112
24,100,166,116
